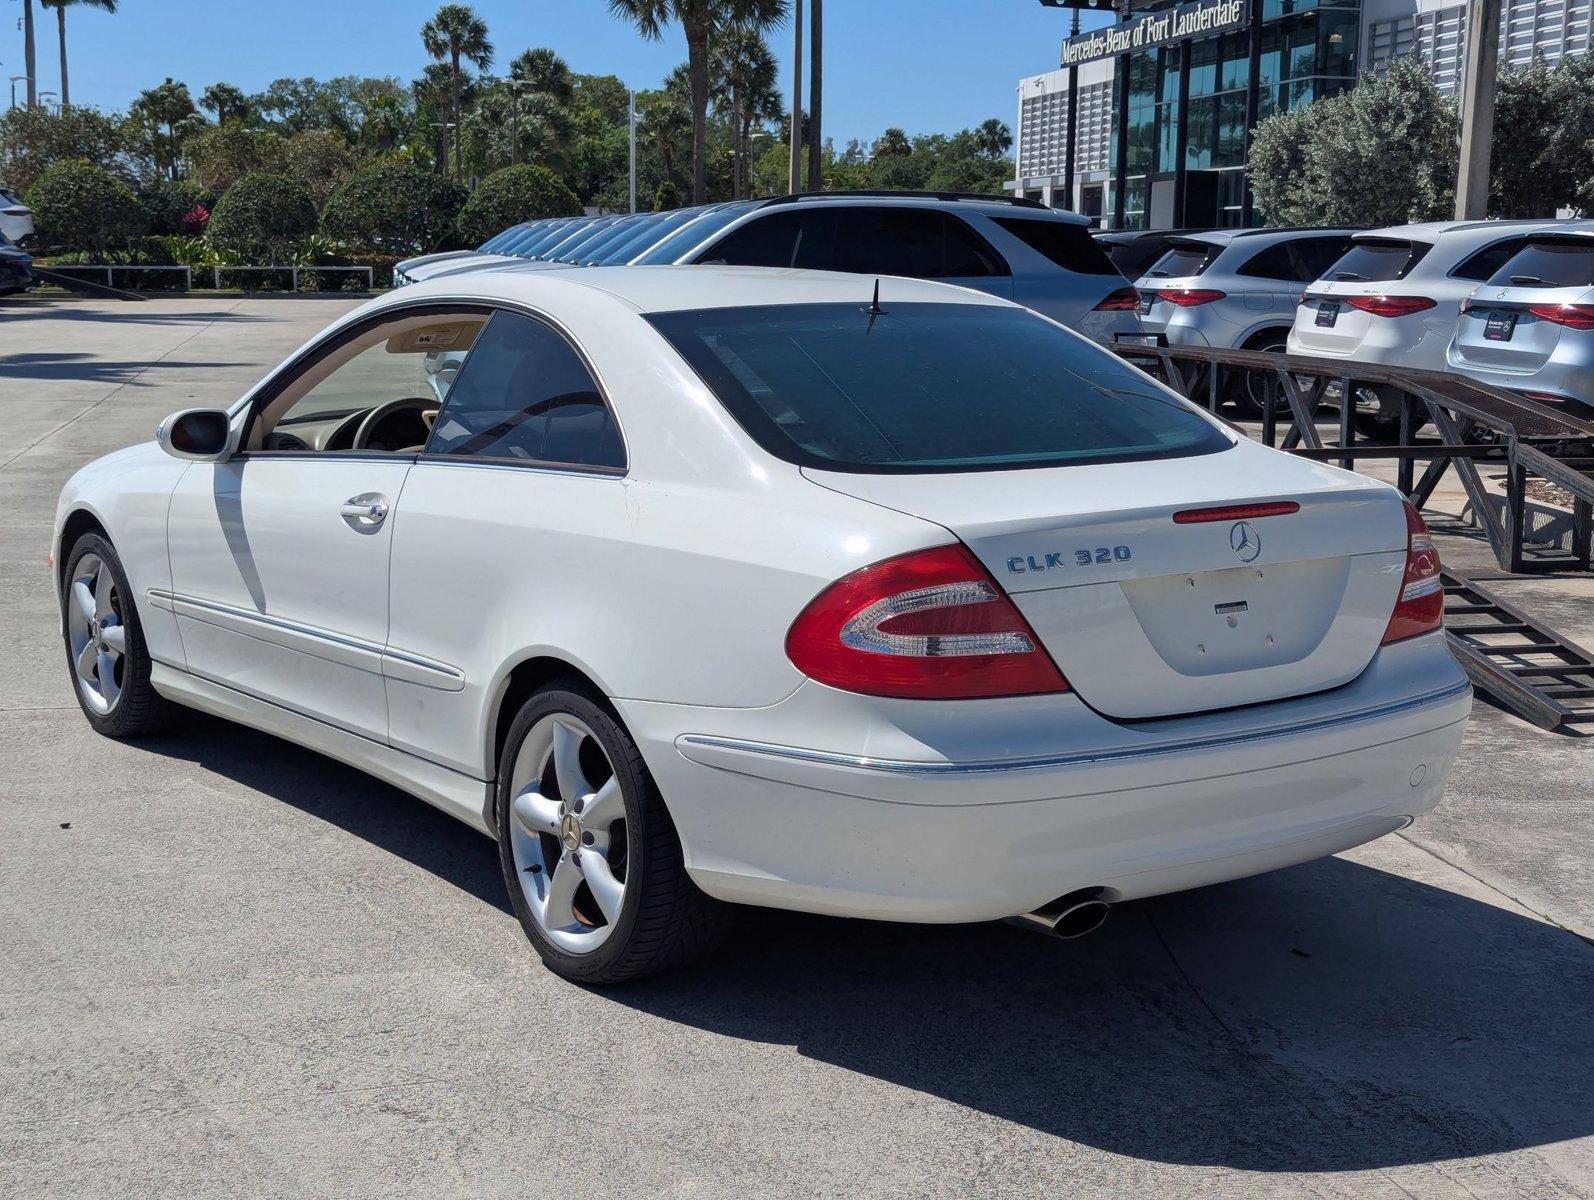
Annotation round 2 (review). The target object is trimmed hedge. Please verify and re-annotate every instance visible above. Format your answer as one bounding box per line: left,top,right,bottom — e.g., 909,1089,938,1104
455,165,582,245
26,159,146,255
208,173,317,260
321,161,465,255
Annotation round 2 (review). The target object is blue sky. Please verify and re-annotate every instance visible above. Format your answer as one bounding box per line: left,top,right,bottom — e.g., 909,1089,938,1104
1,0,1113,143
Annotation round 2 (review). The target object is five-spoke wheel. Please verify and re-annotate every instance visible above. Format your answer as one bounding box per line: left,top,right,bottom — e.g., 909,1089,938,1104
61,533,166,737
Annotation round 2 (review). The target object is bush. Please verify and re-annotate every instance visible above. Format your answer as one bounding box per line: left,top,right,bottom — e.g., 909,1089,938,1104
184,122,285,195
208,173,317,260
0,105,130,193
277,130,360,210
652,180,680,212
455,165,582,245
321,160,466,255
137,179,214,236
26,159,146,255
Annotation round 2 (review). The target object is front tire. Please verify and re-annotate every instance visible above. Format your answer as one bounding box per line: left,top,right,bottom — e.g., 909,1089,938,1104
61,532,168,737
496,680,732,984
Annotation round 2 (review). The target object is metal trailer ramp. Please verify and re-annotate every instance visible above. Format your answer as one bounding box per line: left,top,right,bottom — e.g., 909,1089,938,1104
1442,570,1594,731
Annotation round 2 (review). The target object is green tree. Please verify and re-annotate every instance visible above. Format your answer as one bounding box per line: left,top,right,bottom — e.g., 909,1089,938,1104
0,103,128,191
1491,54,1594,217
127,77,199,180
872,127,910,159
199,82,250,124
510,47,575,105
605,0,787,205
183,122,285,194
278,129,359,209
39,0,117,109
26,158,145,253
973,117,1013,161
1250,60,1457,226
653,179,681,211
208,172,317,260
421,4,494,181
712,24,779,198
456,164,582,242
321,159,466,253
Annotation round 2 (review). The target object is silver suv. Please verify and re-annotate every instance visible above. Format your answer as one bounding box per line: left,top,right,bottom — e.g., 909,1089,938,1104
402,193,1144,345
1136,228,1358,414
1447,227,1594,413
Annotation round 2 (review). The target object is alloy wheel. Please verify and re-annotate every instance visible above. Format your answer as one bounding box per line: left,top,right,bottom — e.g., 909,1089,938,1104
507,712,629,953
66,553,126,716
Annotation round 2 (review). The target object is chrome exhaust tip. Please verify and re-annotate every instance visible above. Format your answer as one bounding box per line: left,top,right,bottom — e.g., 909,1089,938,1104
1008,888,1112,940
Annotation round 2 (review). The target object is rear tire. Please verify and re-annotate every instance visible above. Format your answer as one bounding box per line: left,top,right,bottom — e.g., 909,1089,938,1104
1351,385,1429,442
495,679,733,984
1227,332,1292,419
61,532,169,738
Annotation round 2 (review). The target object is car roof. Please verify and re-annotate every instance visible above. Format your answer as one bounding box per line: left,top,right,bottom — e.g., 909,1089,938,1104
1352,218,1580,246
390,263,1019,316
1180,226,1361,248
751,191,1090,225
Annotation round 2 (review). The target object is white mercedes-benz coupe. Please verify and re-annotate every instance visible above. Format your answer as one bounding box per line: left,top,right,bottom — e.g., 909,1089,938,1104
53,265,1471,983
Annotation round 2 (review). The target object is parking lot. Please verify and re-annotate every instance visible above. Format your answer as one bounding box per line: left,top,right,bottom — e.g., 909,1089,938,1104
3,294,1592,1198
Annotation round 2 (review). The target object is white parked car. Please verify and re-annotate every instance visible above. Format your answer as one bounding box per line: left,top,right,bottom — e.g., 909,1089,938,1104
53,266,1470,983
0,186,34,245
1288,220,1573,437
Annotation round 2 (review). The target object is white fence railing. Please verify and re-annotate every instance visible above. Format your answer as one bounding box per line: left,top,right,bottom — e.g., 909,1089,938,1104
39,263,375,292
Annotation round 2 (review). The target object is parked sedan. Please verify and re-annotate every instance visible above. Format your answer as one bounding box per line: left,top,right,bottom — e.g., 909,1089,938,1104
1137,228,1359,414
1448,228,1594,413
1288,220,1571,436
54,265,1470,983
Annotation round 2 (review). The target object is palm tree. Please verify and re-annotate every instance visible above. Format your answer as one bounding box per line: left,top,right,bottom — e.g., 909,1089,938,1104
974,118,1013,160
200,82,249,124
39,0,115,108
509,47,575,106
712,26,777,198
805,0,821,192
22,0,37,106
421,4,493,181
605,0,786,205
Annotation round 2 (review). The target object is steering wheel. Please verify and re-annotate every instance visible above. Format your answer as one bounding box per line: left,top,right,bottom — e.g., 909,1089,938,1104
352,396,438,451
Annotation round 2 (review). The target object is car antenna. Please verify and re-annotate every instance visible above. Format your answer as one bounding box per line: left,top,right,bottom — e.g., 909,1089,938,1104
863,278,886,333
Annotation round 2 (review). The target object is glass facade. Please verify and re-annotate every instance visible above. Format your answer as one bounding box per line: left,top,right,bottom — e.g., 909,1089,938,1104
1109,0,1361,228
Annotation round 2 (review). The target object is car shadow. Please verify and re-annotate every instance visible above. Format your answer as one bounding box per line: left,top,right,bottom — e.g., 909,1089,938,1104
141,710,1593,1175
0,352,255,386
0,302,270,324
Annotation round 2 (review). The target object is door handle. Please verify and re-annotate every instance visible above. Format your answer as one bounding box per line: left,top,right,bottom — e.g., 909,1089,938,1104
340,494,389,525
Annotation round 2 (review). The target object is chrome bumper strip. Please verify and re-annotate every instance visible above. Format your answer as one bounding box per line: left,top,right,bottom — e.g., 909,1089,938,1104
678,679,1471,777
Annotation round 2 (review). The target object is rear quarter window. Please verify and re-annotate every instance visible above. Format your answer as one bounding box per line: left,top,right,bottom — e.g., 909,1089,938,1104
993,218,1121,275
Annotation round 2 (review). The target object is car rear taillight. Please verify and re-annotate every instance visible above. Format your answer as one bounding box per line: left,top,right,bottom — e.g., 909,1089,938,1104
1526,302,1594,330
785,544,1069,700
1381,502,1443,644
1344,295,1436,318
1094,286,1140,311
1151,288,1226,307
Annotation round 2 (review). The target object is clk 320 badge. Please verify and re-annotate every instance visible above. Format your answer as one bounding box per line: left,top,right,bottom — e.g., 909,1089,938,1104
1006,545,1132,574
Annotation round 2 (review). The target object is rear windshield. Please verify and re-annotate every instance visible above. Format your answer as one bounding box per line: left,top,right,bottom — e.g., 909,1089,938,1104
1488,239,1594,288
1324,238,1430,282
993,218,1120,275
647,302,1230,474
1143,241,1219,279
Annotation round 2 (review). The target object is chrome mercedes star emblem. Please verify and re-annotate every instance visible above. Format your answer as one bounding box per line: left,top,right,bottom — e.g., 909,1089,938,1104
560,812,582,853
1229,521,1261,562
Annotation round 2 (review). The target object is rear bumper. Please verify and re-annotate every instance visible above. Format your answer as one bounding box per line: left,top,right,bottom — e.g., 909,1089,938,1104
618,635,1471,923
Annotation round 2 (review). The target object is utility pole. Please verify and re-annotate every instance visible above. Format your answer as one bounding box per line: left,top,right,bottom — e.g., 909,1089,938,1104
1455,0,1502,219
788,0,803,195
1062,6,1080,211
629,89,638,214
23,0,37,106
806,0,822,192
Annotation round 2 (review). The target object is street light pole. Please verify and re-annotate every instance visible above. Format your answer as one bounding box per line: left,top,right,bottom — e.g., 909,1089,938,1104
788,0,803,194
1454,0,1502,219
806,0,822,193
629,89,638,214
23,0,36,107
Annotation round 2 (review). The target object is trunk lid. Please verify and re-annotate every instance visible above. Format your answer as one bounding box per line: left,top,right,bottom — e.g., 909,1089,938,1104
1452,284,1593,375
805,439,1409,719
1291,280,1379,358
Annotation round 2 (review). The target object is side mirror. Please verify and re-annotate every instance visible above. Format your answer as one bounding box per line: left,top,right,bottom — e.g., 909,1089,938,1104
156,408,233,461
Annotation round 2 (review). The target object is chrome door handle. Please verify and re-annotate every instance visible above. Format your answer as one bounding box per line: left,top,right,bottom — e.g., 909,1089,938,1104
340,495,389,524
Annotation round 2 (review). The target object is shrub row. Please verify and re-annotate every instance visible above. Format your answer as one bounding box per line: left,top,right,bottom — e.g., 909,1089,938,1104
26,159,583,262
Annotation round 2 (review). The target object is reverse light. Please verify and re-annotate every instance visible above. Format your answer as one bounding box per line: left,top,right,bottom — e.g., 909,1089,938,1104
1344,295,1437,318
1526,302,1594,330
1173,501,1301,524
785,544,1069,700
1094,286,1141,311
1150,288,1226,307
1381,502,1443,644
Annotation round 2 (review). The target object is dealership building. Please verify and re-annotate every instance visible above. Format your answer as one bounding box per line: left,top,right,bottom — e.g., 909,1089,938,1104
1010,0,1592,228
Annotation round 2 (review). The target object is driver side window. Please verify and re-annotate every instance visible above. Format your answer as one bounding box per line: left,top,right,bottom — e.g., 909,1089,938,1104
250,311,487,454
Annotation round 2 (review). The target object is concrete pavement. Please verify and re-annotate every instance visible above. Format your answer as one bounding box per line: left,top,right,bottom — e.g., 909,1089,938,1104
2,295,1591,1198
